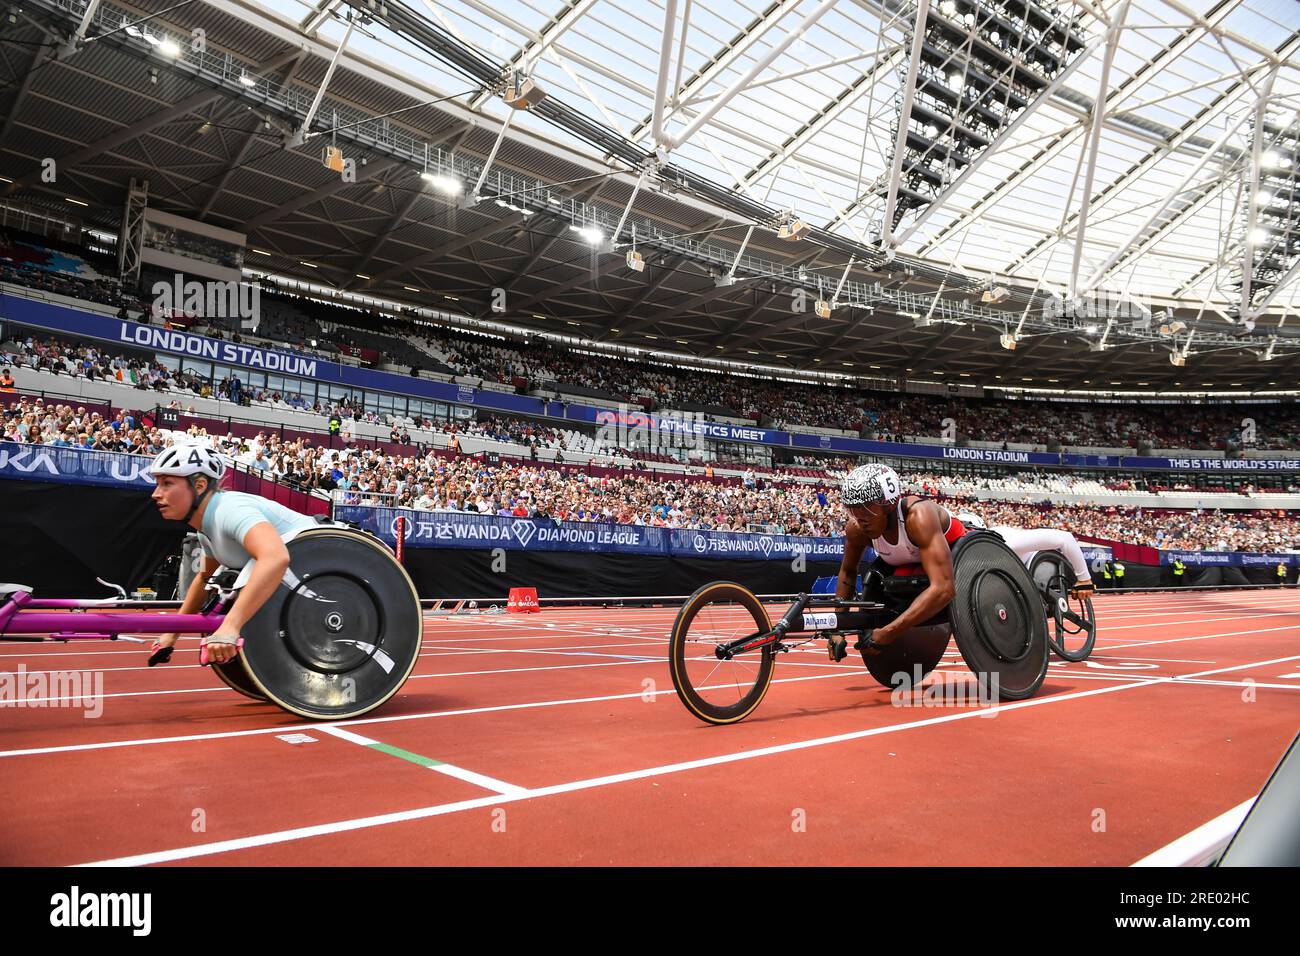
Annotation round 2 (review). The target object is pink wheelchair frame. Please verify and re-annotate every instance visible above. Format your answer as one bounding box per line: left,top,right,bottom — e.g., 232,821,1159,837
0,578,232,645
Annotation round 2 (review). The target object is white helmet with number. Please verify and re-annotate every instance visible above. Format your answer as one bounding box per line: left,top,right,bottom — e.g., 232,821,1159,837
956,510,986,529
147,442,227,481
841,463,903,508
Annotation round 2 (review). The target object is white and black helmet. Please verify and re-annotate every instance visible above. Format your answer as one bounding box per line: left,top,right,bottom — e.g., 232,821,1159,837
147,443,227,481
841,463,904,508
956,511,987,529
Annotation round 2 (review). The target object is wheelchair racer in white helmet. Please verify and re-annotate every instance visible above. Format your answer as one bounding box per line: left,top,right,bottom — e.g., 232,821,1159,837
146,439,318,667
836,463,973,658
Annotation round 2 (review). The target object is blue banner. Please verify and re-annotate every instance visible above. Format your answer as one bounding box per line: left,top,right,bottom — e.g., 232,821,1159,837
790,432,1298,473
792,433,1082,467
1159,550,1300,568
0,442,153,488
1124,456,1300,472
334,505,845,561
1,295,547,418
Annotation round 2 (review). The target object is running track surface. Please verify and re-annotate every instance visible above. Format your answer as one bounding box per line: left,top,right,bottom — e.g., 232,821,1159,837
2,589,1298,866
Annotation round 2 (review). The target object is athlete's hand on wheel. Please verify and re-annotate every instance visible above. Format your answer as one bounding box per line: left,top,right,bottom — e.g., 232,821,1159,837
200,629,243,666
856,626,897,657
148,633,178,666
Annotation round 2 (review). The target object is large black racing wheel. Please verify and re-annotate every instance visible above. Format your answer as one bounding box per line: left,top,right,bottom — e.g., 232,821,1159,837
862,623,952,691
669,581,775,725
1029,550,1098,662
948,532,1050,701
211,658,267,701
239,528,423,720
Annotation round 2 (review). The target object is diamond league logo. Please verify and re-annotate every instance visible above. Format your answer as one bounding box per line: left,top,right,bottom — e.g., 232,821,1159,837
759,537,773,557
692,534,708,553
819,436,831,448
512,522,537,547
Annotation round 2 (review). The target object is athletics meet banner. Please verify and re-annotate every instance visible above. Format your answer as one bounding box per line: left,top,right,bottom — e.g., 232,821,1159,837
334,505,846,561
571,405,789,446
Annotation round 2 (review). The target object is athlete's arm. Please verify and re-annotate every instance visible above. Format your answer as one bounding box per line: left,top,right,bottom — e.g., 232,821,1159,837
874,501,956,644
836,516,871,600
153,554,220,654
179,554,221,615
205,522,290,663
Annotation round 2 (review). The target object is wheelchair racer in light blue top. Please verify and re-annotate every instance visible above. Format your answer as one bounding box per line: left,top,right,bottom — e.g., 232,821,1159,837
146,441,317,666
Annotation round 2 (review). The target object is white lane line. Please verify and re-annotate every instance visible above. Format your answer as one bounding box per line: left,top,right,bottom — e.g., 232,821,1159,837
316,725,527,797
1131,798,1256,867
0,648,203,659
1044,672,1300,691
7,621,1295,707
0,653,856,704
1,686,233,705
1087,656,1216,664
75,653,1300,867
1095,611,1300,632
10,621,1300,733
0,669,866,759
1105,623,1300,649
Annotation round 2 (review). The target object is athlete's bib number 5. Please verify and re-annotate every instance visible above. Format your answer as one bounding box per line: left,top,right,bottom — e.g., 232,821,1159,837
881,474,900,499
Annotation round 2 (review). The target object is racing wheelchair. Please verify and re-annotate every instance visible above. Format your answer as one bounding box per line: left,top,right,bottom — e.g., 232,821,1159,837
1028,550,1097,662
0,521,422,720
669,530,1080,725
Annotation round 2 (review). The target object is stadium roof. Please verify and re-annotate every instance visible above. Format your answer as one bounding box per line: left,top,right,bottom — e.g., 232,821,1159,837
3,0,1300,391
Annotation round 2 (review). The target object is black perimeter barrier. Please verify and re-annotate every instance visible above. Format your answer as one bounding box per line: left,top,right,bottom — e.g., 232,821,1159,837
0,479,186,597
403,547,843,599
402,549,1293,600
1105,564,1286,590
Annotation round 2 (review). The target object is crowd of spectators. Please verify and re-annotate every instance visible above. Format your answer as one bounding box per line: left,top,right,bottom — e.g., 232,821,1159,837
3,334,211,395
197,430,1300,549
867,396,1300,451
6,329,1300,494
7,328,1300,486
1,397,165,455
2,260,127,308
2,392,1296,551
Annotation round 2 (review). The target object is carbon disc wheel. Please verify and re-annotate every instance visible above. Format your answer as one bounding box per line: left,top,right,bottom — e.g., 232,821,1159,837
240,529,422,720
211,658,267,701
949,532,1050,701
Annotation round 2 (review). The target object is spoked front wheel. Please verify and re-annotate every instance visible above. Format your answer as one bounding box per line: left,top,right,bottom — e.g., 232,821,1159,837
669,581,775,725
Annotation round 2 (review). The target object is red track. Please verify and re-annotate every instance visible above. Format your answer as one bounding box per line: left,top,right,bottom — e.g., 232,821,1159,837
2,589,1298,866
